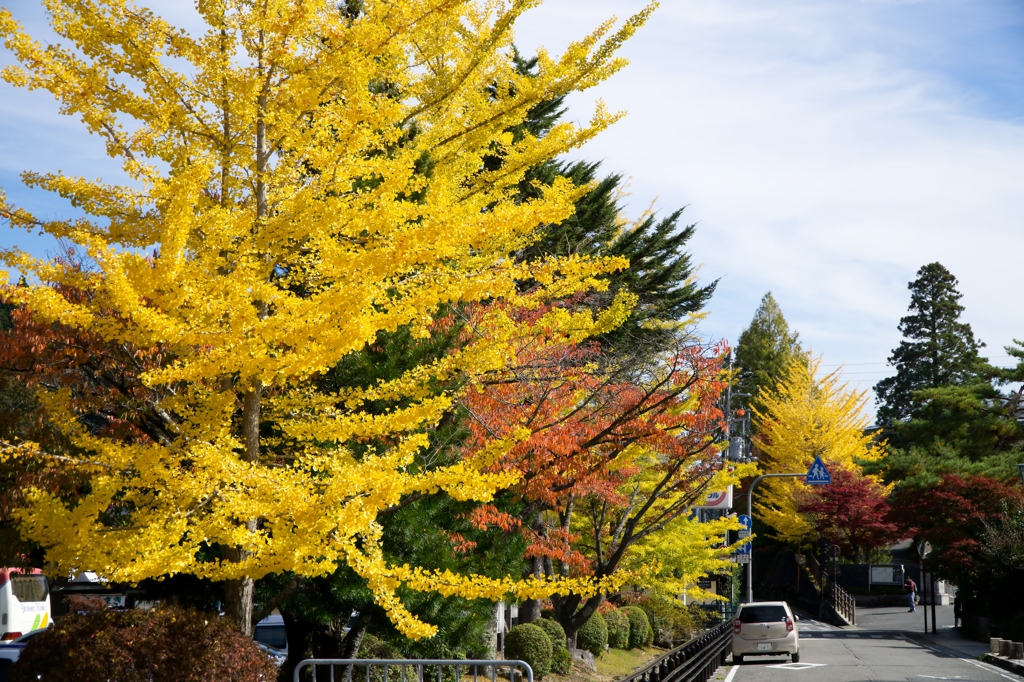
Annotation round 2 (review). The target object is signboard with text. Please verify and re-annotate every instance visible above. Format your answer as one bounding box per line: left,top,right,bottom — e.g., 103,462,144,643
695,485,733,510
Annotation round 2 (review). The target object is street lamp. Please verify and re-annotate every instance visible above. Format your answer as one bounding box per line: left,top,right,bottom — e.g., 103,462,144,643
1018,463,1024,486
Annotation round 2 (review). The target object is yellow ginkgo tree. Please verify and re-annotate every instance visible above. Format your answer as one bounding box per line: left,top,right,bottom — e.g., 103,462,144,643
752,358,885,547
0,0,654,636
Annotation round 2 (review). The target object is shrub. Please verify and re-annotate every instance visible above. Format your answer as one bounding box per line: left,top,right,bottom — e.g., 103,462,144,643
603,607,630,649
551,646,573,675
637,601,671,647
505,623,553,679
534,618,567,649
633,593,704,646
575,611,607,657
621,606,653,649
10,606,278,682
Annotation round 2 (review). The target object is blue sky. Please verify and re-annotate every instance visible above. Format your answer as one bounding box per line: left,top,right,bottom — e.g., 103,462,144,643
1,0,1023,417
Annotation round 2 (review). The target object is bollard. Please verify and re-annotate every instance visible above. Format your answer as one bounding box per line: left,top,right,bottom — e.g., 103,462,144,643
1012,642,1023,660
998,640,1012,657
991,638,1003,654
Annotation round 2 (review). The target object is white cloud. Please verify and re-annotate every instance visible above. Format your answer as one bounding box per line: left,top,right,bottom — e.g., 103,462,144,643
2,0,1021,414
514,0,1024,409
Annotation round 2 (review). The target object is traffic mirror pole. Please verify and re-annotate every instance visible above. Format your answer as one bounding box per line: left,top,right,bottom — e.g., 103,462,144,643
745,473,807,604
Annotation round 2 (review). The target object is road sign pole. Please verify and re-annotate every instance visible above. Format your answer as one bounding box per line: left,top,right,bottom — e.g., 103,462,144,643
745,473,805,603
744,459,832,603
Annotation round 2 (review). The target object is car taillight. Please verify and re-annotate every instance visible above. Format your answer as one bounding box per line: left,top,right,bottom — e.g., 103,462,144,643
1,632,22,640
785,617,793,632
733,619,742,634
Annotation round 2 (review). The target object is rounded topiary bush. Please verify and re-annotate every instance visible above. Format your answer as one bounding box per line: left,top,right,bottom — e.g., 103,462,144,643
575,611,607,657
637,601,671,647
10,606,278,682
534,618,567,650
505,623,553,679
551,646,573,675
621,606,653,649
603,607,630,649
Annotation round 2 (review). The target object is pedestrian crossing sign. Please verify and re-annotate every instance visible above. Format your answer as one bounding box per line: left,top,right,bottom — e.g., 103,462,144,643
805,456,831,485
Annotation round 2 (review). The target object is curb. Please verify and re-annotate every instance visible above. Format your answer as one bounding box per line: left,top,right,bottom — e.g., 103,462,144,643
903,632,988,661
982,653,1024,677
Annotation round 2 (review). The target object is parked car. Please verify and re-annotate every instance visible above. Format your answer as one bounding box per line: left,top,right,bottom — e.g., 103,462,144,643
254,614,287,653
0,629,48,682
731,601,800,663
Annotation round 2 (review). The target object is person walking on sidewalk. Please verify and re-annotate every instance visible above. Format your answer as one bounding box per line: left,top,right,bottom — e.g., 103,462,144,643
905,577,917,612
953,591,962,627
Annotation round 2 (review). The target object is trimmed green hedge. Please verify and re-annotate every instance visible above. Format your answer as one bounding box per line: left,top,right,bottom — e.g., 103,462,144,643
534,618,567,650
506,623,553,679
575,611,607,657
603,607,630,649
551,646,573,675
622,606,653,649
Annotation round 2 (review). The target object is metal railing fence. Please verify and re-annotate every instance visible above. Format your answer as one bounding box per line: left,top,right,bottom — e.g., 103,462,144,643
826,584,856,626
293,659,533,682
618,622,731,682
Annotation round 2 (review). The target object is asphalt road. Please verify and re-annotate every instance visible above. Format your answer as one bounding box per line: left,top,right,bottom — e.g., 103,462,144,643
723,632,1021,682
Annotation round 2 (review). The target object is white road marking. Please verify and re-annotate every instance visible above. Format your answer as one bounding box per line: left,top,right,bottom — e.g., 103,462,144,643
764,663,827,670
722,663,740,682
963,659,1022,682
917,676,963,679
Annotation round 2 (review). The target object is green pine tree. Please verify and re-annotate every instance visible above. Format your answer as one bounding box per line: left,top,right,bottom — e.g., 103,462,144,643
874,262,988,426
866,265,1023,487
510,53,716,356
732,292,807,418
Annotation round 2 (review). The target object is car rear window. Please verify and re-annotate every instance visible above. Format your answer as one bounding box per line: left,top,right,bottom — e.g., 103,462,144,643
10,575,49,602
255,623,287,649
738,605,788,623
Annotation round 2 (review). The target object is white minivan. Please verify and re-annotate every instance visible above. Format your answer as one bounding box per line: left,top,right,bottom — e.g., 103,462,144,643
0,569,51,641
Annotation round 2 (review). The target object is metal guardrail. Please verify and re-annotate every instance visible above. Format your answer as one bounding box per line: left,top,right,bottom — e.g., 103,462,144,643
293,659,533,682
618,622,732,682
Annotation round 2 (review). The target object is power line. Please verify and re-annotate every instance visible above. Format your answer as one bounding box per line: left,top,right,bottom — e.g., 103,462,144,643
819,354,1013,368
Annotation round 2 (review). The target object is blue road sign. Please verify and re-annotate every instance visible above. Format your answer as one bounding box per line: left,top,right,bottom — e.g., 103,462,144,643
805,456,832,485
735,514,752,554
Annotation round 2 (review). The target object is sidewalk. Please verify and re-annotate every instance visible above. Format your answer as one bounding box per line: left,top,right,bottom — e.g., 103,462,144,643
853,605,990,659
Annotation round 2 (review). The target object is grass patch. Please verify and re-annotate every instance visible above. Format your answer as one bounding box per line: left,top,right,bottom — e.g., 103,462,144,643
595,647,666,680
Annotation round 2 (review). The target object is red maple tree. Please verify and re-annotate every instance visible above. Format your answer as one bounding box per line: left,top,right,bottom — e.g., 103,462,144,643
797,467,904,561
888,473,1024,582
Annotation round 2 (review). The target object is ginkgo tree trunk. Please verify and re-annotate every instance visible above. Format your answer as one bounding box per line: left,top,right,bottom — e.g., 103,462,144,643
0,0,654,637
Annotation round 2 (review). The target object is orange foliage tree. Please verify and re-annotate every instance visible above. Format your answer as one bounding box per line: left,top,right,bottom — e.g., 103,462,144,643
457,302,734,646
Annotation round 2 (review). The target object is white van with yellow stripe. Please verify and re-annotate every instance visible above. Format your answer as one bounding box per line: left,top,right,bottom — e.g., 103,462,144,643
0,569,51,641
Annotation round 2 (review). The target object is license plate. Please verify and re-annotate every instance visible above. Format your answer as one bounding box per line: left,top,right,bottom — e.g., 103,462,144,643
757,643,773,651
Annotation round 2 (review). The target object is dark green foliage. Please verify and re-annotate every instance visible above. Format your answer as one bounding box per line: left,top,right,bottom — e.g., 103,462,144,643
602,607,630,649
867,266,1024,493
621,606,652,649
636,600,672,648
9,606,278,682
1002,612,1024,643
575,611,607,657
505,623,553,679
733,292,806,419
534,618,567,649
551,646,573,675
507,55,716,358
875,262,988,428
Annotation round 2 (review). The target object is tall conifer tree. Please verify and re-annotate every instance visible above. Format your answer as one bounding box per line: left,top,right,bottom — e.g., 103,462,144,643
874,262,987,426
732,292,807,418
